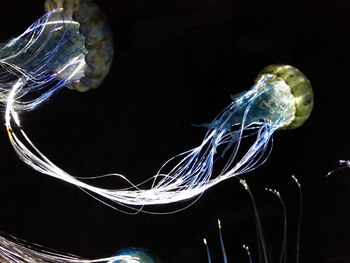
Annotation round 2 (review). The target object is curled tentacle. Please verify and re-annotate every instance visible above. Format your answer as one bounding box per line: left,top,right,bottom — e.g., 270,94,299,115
5,64,313,211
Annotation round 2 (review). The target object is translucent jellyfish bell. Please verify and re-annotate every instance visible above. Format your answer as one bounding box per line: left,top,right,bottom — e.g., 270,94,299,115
44,0,114,92
5,64,313,210
219,64,313,133
256,64,314,129
0,0,113,111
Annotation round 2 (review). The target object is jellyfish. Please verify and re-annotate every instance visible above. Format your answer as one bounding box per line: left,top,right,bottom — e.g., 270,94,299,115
4,63,313,211
0,234,139,263
114,248,160,263
0,0,113,112
0,2,125,263
0,177,304,263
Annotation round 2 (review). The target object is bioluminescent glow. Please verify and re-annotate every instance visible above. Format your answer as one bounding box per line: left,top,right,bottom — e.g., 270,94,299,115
0,234,139,263
4,63,313,211
203,176,303,263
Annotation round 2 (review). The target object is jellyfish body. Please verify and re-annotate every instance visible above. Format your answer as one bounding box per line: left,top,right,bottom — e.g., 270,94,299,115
44,0,114,92
4,63,313,211
114,248,160,263
257,64,314,130
0,0,113,112
0,234,139,263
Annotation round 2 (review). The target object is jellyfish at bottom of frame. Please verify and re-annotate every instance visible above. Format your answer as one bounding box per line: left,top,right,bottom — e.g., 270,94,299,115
0,0,113,111
113,248,160,263
4,64,314,209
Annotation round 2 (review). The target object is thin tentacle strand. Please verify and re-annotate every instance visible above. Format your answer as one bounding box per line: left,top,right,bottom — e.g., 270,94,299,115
4,65,313,211
0,234,139,263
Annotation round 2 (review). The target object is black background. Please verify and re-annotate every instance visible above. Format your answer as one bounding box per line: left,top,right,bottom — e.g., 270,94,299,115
1,0,350,262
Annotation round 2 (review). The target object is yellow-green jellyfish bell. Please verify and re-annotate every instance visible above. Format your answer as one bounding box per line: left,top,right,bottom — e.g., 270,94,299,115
256,64,314,130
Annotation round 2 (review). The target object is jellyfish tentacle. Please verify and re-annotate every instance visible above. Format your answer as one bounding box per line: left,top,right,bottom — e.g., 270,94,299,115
203,177,303,263
0,0,114,111
0,9,87,111
327,160,350,177
217,220,228,263
203,238,212,263
243,245,253,263
0,234,139,263
5,65,313,211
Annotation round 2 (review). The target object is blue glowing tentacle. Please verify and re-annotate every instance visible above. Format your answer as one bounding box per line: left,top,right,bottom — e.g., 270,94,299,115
217,220,228,263
5,69,297,210
0,9,87,112
203,239,212,263
240,179,270,263
218,103,254,175
0,12,51,62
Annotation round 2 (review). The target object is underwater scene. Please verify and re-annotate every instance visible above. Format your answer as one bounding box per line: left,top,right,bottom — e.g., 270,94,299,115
0,0,349,262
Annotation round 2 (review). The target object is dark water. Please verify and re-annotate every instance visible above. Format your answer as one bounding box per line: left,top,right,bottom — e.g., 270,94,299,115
0,0,349,262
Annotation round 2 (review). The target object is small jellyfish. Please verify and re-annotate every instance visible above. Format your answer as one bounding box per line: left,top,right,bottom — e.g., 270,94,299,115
5,64,313,211
0,0,113,111
0,234,139,263
114,248,160,263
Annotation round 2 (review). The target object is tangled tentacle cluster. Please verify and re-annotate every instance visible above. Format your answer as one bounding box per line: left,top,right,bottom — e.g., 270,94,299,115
0,234,139,263
4,62,313,211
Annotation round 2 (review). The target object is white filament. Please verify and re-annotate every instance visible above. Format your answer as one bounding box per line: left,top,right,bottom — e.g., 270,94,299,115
1,10,294,213
0,234,139,263
4,76,286,212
